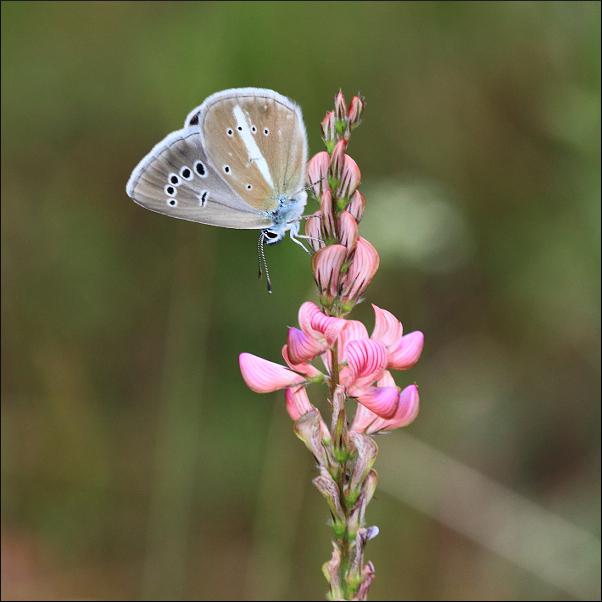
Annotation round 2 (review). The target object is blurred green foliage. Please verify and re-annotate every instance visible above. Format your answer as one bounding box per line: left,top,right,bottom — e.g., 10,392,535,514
1,2,600,600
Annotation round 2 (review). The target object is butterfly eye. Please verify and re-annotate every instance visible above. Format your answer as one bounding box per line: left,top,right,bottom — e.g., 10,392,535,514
223,165,231,174
168,173,180,186
167,198,177,207
265,230,278,240
227,128,233,136
263,127,270,136
180,166,193,180
195,161,207,177
165,185,177,196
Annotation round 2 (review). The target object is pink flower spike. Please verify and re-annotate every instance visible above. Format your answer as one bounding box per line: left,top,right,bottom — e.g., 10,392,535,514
312,245,347,298
287,327,326,364
356,385,399,419
340,339,388,392
285,386,314,421
307,151,330,197
367,384,420,433
334,89,347,121
341,237,380,302
371,305,403,350
388,331,425,371
337,155,361,199
338,211,359,254
282,345,322,379
347,191,366,222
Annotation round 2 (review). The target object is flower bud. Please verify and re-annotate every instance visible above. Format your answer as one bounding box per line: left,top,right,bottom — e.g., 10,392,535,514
337,155,361,200
307,151,330,197
294,409,332,467
313,467,345,523
334,89,347,122
348,95,365,129
337,211,359,254
347,190,367,222
312,244,347,299
329,139,347,181
321,110,336,148
348,432,379,497
340,237,380,303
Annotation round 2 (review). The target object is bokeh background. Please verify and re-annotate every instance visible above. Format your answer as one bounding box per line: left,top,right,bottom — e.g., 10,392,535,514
2,2,600,600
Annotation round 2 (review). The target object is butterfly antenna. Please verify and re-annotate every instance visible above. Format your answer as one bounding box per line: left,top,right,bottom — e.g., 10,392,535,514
257,232,272,294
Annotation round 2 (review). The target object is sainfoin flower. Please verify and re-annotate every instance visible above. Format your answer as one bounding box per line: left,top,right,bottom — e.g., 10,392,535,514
239,90,425,601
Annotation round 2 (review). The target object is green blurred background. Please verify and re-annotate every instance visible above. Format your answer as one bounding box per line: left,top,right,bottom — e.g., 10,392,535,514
2,2,600,600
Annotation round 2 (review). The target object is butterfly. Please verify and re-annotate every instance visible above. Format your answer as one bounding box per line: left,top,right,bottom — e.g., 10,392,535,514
126,88,313,291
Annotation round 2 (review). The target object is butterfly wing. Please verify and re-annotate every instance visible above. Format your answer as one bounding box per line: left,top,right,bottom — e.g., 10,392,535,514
126,127,272,229
185,88,308,212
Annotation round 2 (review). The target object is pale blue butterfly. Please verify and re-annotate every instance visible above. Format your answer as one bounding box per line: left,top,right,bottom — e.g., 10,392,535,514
126,88,314,291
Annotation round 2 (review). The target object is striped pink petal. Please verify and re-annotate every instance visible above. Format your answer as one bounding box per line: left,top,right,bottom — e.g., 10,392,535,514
340,339,388,392
320,190,336,238
367,384,420,433
388,331,424,370
304,212,324,252
285,386,314,421
356,385,400,419
371,304,403,350
298,301,346,345
239,353,305,393
287,327,327,364
281,345,322,379
338,319,370,360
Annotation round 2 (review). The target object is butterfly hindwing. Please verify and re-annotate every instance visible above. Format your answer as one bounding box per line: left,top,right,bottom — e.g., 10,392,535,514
126,127,272,229
185,88,308,212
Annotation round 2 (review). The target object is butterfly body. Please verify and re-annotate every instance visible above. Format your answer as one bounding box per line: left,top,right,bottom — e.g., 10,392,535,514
126,88,308,246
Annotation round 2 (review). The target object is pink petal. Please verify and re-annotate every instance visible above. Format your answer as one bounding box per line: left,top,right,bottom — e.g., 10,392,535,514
338,211,359,254
298,301,346,345
340,339,387,391
307,151,330,197
312,245,347,298
338,320,370,360
377,370,396,388
281,345,322,378
350,402,379,434
356,385,400,419
388,331,424,371
367,384,420,433
285,386,314,421
340,237,380,302
287,327,327,364
371,304,403,350
239,353,304,393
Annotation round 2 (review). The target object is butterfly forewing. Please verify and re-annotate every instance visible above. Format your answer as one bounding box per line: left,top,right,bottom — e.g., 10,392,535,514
126,127,272,229
189,89,308,212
